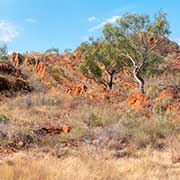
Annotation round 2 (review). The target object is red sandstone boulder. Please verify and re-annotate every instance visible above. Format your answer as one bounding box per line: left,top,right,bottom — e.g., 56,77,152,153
126,92,148,110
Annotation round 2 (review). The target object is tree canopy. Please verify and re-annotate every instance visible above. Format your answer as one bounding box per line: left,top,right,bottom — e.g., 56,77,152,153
79,10,170,93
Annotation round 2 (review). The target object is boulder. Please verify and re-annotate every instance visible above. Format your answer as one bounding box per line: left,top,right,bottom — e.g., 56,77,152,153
126,92,148,110
0,76,10,91
12,78,32,92
0,63,20,76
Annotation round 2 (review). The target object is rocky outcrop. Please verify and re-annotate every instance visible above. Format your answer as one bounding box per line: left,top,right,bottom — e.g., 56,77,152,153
0,76,32,92
11,52,24,68
155,86,180,104
12,78,32,92
126,92,148,110
154,86,180,117
0,76,10,91
34,124,71,135
11,52,46,79
0,63,21,76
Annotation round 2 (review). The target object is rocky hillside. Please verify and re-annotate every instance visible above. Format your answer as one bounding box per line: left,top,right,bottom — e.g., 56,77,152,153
0,37,180,179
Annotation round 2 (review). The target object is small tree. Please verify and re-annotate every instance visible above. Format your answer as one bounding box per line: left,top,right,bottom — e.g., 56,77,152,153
79,35,125,90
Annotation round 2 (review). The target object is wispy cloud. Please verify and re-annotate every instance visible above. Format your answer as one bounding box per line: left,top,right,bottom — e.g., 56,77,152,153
0,20,19,42
25,18,37,23
88,16,97,22
89,16,121,32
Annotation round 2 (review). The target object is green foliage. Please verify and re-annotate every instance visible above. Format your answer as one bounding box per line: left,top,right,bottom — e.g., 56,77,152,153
27,74,45,92
12,127,38,145
80,10,170,92
147,10,171,36
116,11,170,61
47,64,72,82
141,53,164,77
79,41,103,80
49,65,62,81
87,113,103,127
121,113,176,148
79,37,124,89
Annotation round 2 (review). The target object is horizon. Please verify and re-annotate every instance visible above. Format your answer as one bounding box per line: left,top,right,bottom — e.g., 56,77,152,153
0,0,179,53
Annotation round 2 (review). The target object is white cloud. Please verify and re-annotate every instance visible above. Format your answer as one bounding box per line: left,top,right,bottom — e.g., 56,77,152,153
25,18,37,23
89,16,121,32
0,20,19,42
88,16,97,22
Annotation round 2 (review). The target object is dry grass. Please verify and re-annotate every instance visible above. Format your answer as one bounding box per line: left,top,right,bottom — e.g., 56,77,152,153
1,81,180,180
0,148,180,180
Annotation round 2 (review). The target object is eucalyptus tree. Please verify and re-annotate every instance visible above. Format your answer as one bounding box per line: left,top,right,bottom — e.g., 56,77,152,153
79,36,125,90
113,10,170,93
80,10,170,93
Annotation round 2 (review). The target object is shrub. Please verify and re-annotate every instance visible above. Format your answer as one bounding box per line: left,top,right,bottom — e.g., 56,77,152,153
24,93,61,108
11,127,38,146
27,74,46,92
120,113,177,149
86,113,103,127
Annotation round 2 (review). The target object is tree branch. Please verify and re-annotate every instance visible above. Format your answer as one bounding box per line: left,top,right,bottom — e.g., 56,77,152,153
120,53,136,67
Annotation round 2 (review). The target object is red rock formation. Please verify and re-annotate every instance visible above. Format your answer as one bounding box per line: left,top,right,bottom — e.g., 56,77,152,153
126,92,148,110
154,86,180,115
11,52,24,68
33,60,46,78
73,48,81,60
73,82,88,96
166,102,180,112
155,86,180,103
64,81,88,96
34,124,71,135
12,78,32,92
0,77,10,91
0,63,20,76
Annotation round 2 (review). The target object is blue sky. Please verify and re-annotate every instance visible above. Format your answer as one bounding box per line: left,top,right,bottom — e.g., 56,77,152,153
0,0,179,53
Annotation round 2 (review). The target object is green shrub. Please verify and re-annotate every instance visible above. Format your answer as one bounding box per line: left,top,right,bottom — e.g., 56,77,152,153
27,74,45,92
12,127,38,146
121,114,176,149
86,113,103,127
